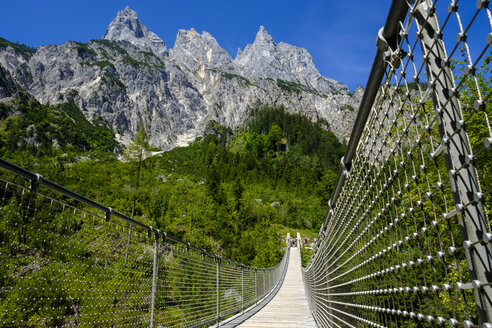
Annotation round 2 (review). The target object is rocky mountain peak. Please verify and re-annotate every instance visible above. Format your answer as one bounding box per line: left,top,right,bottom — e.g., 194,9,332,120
255,26,275,44
233,26,349,95
120,6,138,20
102,6,167,56
234,25,293,81
170,28,234,73
0,10,358,151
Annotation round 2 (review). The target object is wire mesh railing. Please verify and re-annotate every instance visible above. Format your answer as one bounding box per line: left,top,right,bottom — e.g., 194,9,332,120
303,0,492,327
0,158,289,327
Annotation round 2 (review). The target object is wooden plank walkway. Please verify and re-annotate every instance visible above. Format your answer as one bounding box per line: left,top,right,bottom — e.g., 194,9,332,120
236,247,317,327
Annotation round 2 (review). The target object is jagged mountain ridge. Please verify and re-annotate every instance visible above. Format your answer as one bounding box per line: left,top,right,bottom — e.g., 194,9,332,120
0,6,361,149
103,6,167,57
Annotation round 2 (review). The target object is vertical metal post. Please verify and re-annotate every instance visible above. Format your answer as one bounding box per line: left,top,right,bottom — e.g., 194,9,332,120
416,2,492,323
124,224,132,262
255,269,257,305
150,230,159,328
216,256,220,327
127,150,142,262
263,270,266,296
241,266,244,313
322,241,332,323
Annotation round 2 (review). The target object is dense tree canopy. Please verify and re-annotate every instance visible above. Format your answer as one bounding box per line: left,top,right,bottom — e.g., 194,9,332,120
0,103,342,266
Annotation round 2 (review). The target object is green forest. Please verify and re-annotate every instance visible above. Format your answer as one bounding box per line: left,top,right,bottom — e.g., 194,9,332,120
0,96,345,326
1,47,488,327
0,98,341,267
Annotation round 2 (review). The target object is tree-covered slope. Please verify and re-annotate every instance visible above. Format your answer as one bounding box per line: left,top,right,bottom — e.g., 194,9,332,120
0,101,342,266
0,97,120,158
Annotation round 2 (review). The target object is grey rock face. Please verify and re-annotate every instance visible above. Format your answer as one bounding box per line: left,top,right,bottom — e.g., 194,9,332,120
21,40,208,148
277,42,348,95
234,26,349,96
0,46,31,86
235,26,294,82
103,6,167,57
169,28,234,74
0,70,10,98
0,65,19,98
0,8,361,149
199,74,359,144
0,46,31,97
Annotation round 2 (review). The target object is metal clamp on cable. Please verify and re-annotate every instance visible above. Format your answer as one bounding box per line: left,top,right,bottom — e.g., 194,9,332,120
377,27,389,52
105,207,112,221
377,27,402,68
30,173,42,194
341,156,352,176
149,226,161,239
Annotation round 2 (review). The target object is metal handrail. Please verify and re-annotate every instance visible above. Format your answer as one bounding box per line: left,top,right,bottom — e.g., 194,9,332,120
304,0,492,326
0,156,289,327
0,157,256,266
323,0,410,230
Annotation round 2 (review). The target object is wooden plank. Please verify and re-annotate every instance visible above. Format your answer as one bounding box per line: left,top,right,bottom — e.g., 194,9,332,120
237,247,317,327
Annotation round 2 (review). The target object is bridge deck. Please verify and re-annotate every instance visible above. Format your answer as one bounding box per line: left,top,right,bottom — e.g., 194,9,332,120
237,247,316,328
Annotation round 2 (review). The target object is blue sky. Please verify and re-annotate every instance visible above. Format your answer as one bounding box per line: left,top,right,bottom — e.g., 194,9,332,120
0,1,488,91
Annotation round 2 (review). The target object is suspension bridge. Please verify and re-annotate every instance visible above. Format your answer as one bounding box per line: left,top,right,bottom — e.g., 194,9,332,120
1,0,491,327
